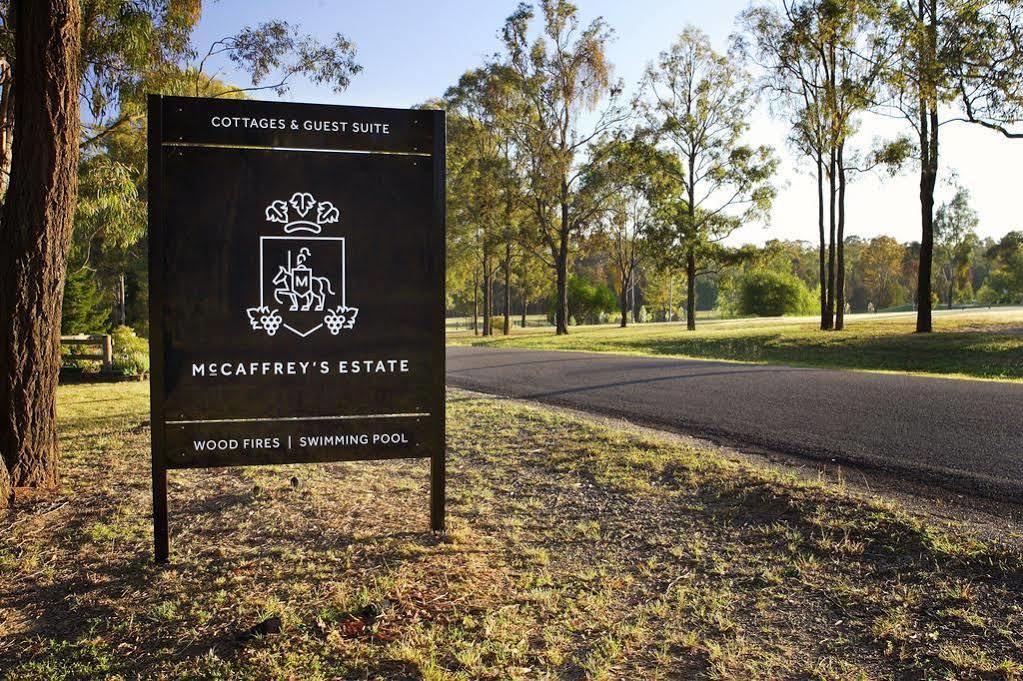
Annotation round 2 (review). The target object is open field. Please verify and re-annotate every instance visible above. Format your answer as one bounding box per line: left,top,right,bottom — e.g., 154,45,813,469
448,307,1023,381
2,383,1023,678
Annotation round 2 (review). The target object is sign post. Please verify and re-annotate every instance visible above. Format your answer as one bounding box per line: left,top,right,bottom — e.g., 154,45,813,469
147,95,446,562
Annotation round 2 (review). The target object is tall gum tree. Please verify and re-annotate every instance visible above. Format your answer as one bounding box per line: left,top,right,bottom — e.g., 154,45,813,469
879,0,1023,332
0,0,82,507
739,2,832,330
739,0,895,331
639,26,777,331
498,0,626,335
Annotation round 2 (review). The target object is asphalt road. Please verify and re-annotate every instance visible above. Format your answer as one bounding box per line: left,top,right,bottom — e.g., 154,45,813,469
447,347,1023,500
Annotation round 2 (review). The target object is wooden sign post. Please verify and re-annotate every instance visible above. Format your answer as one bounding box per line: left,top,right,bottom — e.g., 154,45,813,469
147,95,446,562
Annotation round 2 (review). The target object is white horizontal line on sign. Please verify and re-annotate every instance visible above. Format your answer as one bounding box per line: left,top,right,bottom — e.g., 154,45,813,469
161,141,433,157
166,413,430,425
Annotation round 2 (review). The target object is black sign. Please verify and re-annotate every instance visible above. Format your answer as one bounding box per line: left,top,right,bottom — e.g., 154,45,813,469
148,95,446,561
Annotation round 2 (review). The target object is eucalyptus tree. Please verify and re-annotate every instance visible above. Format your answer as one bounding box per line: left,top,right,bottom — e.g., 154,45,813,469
934,187,979,307
0,0,82,508
497,0,627,335
738,0,895,330
879,0,1023,331
639,27,777,330
445,67,521,336
738,3,832,329
585,136,668,327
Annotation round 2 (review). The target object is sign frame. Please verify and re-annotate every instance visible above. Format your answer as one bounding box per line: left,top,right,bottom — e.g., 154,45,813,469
147,95,446,562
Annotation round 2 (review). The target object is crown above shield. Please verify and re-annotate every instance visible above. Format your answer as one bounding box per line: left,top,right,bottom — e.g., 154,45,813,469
265,192,340,234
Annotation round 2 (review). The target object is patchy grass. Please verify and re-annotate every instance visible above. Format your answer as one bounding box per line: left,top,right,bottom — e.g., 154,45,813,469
1,382,1022,678
448,308,1023,381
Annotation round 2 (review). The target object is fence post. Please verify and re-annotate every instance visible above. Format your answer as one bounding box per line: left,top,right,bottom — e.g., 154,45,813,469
102,334,113,373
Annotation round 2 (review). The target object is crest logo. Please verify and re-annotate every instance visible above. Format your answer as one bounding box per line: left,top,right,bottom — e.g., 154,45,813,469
246,192,359,338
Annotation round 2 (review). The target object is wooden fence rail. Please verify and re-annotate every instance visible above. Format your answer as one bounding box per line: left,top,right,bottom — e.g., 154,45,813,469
60,334,113,372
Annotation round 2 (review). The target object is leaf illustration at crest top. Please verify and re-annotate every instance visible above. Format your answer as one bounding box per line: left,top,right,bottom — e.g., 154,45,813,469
290,192,315,217
317,201,339,224
265,200,288,223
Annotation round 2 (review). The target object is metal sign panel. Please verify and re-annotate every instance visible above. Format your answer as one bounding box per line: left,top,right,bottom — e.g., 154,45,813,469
148,95,446,560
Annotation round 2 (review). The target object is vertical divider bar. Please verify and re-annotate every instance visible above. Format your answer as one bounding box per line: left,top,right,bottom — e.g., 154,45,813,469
147,95,170,562
430,108,447,533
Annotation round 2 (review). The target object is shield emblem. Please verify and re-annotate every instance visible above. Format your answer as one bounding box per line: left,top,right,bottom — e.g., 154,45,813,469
246,192,359,338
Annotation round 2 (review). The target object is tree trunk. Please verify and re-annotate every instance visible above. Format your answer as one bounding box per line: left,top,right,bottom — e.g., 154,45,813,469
555,245,569,334
916,0,938,334
117,272,126,326
824,147,837,330
667,272,673,322
629,270,636,323
685,249,696,332
619,272,628,328
917,141,936,332
471,266,479,335
835,142,847,331
554,213,570,335
482,259,492,337
0,0,82,508
817,153,827,330
502,243,511,335
0,60,14,203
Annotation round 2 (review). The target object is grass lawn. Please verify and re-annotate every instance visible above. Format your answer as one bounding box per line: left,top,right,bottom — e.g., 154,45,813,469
2,382,1023,678
448,308,1023,381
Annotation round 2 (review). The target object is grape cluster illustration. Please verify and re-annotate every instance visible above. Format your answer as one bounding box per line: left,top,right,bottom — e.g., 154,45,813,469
323,306,359,335
246,306,283,336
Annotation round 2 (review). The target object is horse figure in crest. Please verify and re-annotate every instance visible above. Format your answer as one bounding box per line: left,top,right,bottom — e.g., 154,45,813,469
272,247,336,311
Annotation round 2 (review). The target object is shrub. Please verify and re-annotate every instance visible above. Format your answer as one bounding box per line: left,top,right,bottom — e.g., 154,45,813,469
488,316,507,334
737,270,817,317
544,276,618,325
111,326,149,377
638,306,649,323
976,284,1001,306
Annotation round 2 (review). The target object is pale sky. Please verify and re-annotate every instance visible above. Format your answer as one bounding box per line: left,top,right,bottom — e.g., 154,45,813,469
193,0,1022,246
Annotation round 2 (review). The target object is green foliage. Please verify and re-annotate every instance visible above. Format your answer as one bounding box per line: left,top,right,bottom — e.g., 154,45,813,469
737,269,817,317
111,326,149,377
489,316,507,335
981,231,1023,303
547,276,617,326
976,284,1001,306
61,269,109,335
860,236,910,310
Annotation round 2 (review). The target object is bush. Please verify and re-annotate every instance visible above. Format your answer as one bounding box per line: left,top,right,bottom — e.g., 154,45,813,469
737,270,817,317
111,325,149,377
544,276,618,325
638,306,649,323
976,284,1001,306
488,316,507,334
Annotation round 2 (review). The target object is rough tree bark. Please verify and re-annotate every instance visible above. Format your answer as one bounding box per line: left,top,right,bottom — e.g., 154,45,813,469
0,0,82,508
